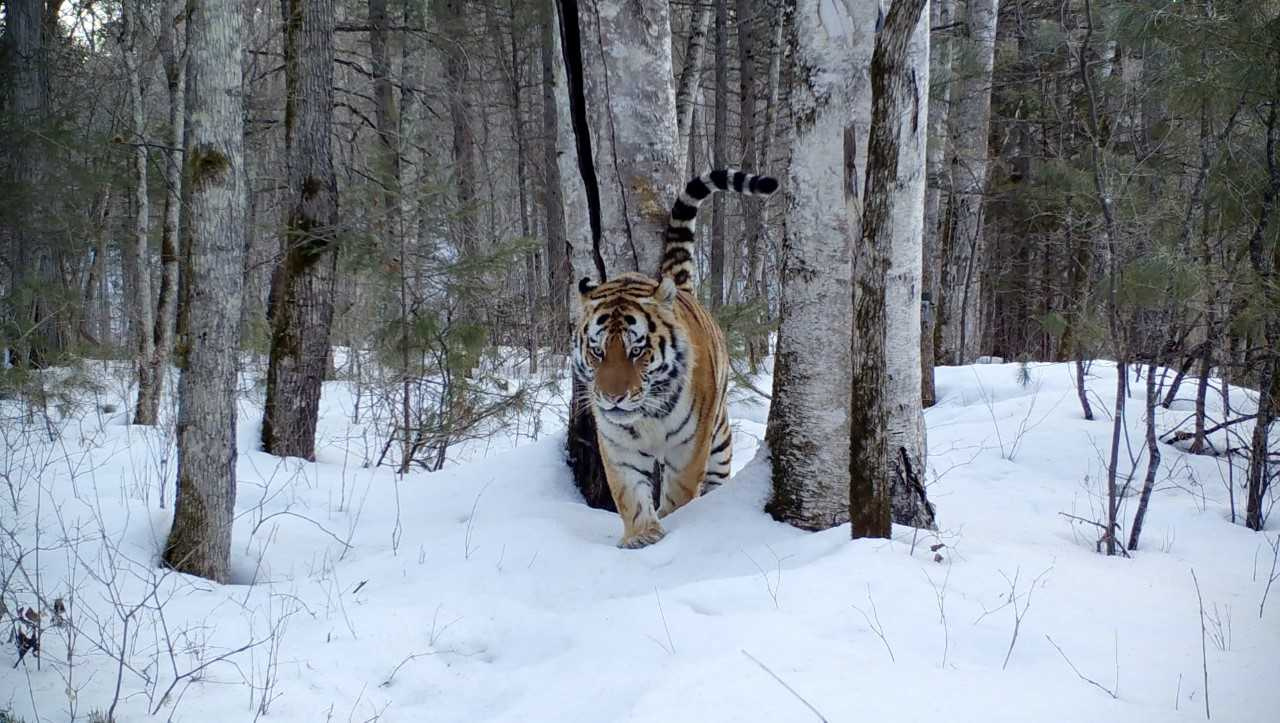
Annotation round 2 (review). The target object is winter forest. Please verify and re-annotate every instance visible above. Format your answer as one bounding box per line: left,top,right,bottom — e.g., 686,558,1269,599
1,0,1278,720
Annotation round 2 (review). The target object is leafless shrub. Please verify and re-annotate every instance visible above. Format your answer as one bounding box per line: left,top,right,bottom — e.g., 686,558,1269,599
851,584,894,662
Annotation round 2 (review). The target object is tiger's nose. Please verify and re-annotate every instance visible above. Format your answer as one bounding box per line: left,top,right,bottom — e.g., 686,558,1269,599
600,391,626,406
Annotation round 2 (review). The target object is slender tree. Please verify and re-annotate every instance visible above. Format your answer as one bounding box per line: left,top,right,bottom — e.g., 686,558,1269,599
119,0,156,425
540,0,571,348
134,0,186,425
921,0,954,405
675,2,713,177
163,0,247,582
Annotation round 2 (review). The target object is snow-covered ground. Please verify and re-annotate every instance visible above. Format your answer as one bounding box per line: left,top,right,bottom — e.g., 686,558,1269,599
2,359,1277,722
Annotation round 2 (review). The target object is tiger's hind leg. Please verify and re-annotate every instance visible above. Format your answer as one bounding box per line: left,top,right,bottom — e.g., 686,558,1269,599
699,412,732,496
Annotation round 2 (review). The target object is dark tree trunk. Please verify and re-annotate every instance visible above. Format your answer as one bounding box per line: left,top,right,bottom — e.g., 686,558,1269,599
262,0,341,461
4,0,63,367
1245,69,1279,531
1128,362,1162,550
163,0,247,583
850,0,927,540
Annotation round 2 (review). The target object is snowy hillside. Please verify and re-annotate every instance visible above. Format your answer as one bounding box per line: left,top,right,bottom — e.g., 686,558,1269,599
2,360,1277,722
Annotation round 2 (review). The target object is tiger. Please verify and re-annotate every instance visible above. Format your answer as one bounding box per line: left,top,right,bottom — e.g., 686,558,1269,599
572,169,779,548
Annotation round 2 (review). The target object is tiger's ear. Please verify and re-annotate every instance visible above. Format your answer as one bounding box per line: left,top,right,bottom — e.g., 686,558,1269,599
578,277,598,299
655,276,678,306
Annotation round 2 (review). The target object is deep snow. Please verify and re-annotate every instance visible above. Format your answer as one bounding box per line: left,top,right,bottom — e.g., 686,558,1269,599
2,359,1277,722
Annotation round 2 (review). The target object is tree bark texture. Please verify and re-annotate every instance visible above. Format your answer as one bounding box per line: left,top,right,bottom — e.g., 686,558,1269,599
850,0,928,540
765,0,865,531
576,0,679,276
710,0,729,308
541,0,571,349
675,2,712,178
4,0,63,366
920,0,954,405
120,1,156,425
135,0,186,426
163,0,247,583
262,0,341,461
737,0,762,309
883,2,935,530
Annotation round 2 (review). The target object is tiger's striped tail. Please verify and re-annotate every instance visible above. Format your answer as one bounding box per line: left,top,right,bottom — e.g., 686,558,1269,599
661,169,779,293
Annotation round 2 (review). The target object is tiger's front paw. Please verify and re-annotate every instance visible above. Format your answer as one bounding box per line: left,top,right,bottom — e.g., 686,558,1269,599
618,524,666,549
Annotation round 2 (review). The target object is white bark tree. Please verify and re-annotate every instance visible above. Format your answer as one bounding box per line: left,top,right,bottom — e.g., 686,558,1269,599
881,0,935,530
134,0,186,426
920,0,954,405
119,0,155,425
675,3,712,178
765,0,869,531
939,0,999,364
577,0,680,275
163,0,247,583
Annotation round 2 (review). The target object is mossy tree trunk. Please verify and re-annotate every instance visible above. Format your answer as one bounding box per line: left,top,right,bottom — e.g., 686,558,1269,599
262,0,340,461
163,0,247,583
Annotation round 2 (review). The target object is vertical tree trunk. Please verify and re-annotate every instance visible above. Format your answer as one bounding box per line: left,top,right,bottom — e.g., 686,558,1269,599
541,0,571,351
1245,69,1278,531
747,1,786,371
1127,362,1161,550
135,0,186,426
709,0,729,308
442,0,479,262
576,0,679,275
262,0,340,461
921,0,954,406
765,0,861,531
369,0,400,235
163,0,247,583
4,0,62,367
120,1,156,425
675,3,712,177
850,0,929,540
938,0,998,364
737,0,761,310
883,2,935,530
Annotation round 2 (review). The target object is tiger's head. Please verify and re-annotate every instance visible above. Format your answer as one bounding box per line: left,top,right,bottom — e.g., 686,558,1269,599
572,273,682,422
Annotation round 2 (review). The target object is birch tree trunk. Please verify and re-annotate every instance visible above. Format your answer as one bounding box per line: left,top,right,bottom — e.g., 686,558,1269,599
120,1,156,425
541,0,570,349
551,0,593,312
577,0,679,276
737,0,762,309
163,0,246,583
939,0,999,364
675,3,712,178
921,0,954,405
710,0,728,308
134,0,186,426
765,0,863,531
262,0,340,461
883,1,935,530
